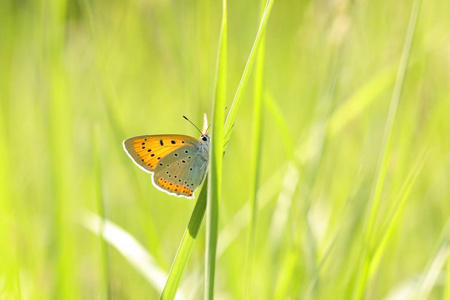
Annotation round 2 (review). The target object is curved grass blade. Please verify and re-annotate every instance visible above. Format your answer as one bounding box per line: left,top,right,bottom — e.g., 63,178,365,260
161,185,207,300
369,149,429,278
415,245,450,299
79,212,184,298
223,0,275,151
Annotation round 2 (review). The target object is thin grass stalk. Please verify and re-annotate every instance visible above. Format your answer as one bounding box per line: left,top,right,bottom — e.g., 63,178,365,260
205,0,227,297
244,4,265,294
353,0,422,298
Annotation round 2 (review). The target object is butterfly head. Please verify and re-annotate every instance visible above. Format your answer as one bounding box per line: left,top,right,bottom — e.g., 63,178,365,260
200,133,210,142
183,113,210,145
200,113,211,141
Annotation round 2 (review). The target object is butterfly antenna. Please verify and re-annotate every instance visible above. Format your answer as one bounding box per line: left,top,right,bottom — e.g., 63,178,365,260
183,115,202,134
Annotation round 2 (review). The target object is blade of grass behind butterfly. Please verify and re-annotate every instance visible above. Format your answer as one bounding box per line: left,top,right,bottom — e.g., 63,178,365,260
352,0,422,298
163,1,275,298
205,0,227,297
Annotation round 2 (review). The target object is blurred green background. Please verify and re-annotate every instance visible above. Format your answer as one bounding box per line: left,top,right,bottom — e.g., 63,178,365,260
1,0,450,299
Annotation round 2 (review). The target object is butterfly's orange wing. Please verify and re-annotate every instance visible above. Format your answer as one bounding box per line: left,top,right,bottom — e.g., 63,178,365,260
123,135,198,172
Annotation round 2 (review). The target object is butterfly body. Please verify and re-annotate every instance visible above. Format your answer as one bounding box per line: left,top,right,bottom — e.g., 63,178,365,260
123,115,210,198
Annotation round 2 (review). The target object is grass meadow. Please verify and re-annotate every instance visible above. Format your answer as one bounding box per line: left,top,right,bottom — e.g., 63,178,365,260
1,0,450,299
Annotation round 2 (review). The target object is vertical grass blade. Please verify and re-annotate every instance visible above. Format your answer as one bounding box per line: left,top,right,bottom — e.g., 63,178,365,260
205,0,227,297
353,0,422,298
162,1,274,298
243,0,266,296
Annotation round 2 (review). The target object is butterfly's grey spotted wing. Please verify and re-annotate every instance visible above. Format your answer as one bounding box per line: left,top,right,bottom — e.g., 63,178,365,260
153,143,209,198
123,134,210,198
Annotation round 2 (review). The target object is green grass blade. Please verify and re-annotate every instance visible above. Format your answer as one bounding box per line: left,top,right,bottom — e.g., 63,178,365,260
205,0,227,297
353,0,422,297
243,0,266,296
369,149,429,278
161,185,208,300
223,0,275,151
163,1,275,298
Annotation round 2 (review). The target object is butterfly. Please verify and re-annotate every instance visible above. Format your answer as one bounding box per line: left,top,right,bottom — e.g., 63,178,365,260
123,114,210,199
